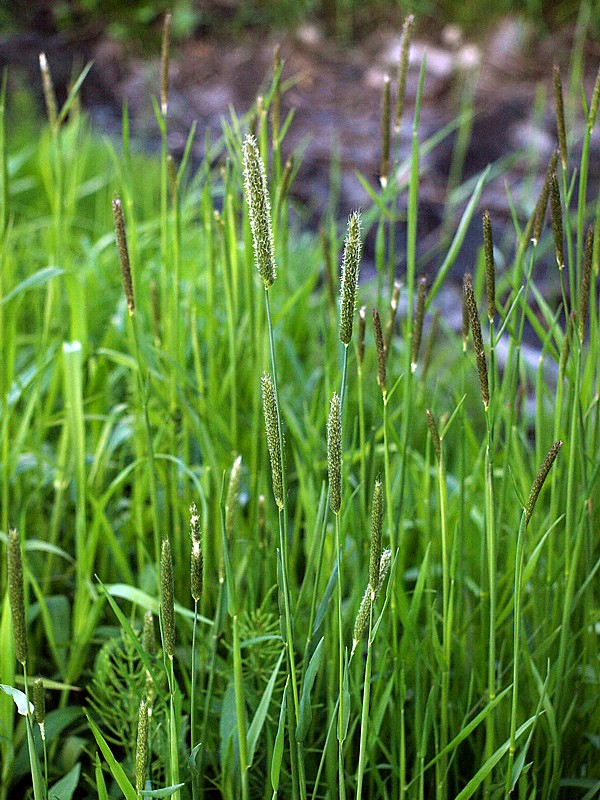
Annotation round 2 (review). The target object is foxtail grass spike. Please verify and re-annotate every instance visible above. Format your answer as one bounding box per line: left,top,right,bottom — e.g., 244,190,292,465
243,134,276,288
339,211,362,345
7,529,28,666
550,172,564,270
463,273,489,410
258,494,266,546
190,503,203,603
532,150,559,245
261,373,284,510
33,677,45,731
135,699,149,794
160,12,171,116
525,441,562,525
327,392,342,515
373,308,386,396
380,75,391,187
353,549,392,649
589,65,600,130
160,538,175,659
411,275,427,371
425,409,441,464
142,609,157,657
384,281,401,359
369,478,383,597
580,225,593,342
394,15,415,132
553,65,568,169
39,53,58,131
112,198,135,314
357,306,367,366
225,456,242,544
483,210,495,322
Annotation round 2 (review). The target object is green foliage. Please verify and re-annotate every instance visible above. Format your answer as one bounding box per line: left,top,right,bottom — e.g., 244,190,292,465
0,20,599,800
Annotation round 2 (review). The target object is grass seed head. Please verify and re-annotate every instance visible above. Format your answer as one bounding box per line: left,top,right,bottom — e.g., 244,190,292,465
532,150,559,245
327,392,342,515
353,549,392,649
411,275,427,371
358,305,367,366
463,273,489,410
553,65,568,169
190,502,203,603
112,198,135,314
135,698,149,793
39,53,58,131
261,373,284,510
589,64,600,130
160,538,175,659
33,677,46,731
373,308,386,396
243,134,276,289
525,441,562,525
425,409,441,464
549,172,564,270
7,528,28,666
483,210,495,322
395,15,415,132
369,478,384,596
339,211,362,345
160,12,171,116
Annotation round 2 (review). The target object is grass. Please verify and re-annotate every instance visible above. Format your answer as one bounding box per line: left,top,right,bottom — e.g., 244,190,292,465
0,12,599,800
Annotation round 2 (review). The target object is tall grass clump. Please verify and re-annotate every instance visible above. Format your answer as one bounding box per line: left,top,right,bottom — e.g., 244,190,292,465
0,12,598,800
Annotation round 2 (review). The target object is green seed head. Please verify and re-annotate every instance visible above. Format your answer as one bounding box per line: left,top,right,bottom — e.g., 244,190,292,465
372,308,386,396
160,538,175,659
553,64,568,169
463,273,489,410
384,281,401,360
339,211,362,345
483,211,495,322
7,529,28,666
135,698,149,793
425,409,441,464
327,392,342,515
525,441,562,525
160,12,171,116
243,134,276,289
261,373,284,510
358,306,367,366
411,276,427,371
39,53,58,131
395,15,415,132
142,609,157,658
33,677,45,727
190,502,203,603
589,64,600,130
112,197,135,314
549,172,564,270
353,548,392,648
369,478,384,596
532,150,558,246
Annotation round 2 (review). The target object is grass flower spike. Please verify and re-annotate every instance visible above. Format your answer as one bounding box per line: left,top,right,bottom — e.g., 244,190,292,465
369,478,384,596
327,392,342,514
160,538,175,659
112,197,135,314
339,211,362,345
135,698,149,794
463,273,489,410
243,134,276,288
525,441,562,525
190,502,203,603
261,373,284,509
7,529,28,666
353,549,392,648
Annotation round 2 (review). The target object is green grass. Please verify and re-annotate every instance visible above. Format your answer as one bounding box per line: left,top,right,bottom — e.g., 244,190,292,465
0,16,599,800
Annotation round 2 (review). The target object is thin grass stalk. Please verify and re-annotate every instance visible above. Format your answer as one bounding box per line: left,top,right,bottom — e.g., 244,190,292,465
335,512,346,800
233,613,249,800
355,601,375,800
